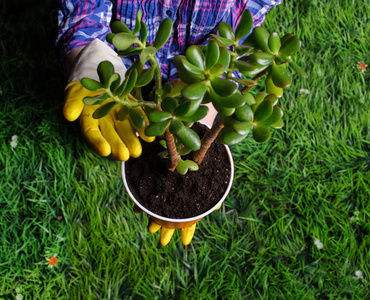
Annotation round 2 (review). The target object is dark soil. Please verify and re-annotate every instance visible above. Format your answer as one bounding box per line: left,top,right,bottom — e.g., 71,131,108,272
125,123,232,219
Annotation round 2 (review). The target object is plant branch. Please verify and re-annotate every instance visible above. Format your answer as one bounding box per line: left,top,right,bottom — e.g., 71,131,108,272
193,119,224,165
148,56,163,105
164,129,178,172
240,69,269,94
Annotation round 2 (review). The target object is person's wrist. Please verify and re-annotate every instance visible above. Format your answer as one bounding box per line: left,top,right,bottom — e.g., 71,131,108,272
65,47,84,77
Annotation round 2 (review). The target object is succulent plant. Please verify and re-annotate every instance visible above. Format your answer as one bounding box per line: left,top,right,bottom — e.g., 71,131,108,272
81,9,307,174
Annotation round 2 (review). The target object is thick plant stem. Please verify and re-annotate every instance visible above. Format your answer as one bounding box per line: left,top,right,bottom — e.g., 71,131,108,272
193,119,224,165
164,129,178,172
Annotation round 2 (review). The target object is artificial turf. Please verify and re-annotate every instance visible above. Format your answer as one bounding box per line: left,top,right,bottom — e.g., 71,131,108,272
0,0,369,299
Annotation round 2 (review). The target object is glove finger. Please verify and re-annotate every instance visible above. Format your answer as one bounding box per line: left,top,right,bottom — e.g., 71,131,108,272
80,106,111,157
181,223,197,246
160,228,175,246
100,114,131,161
64,82,102,122
136,107,155,143
148,219,161,233
113,116,142,158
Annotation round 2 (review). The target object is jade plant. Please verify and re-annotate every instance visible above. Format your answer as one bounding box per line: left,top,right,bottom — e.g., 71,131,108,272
81,9,308,174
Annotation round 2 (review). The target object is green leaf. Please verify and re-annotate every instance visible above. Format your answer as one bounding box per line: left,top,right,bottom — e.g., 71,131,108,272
158,150,169,159
145,120,171,136
163,82,173,94
269,119,284,129
235,45,253,56
177,105,208,123
173,56,205,84
181,81,207,100
97,61,114,87
213,101,235,117
112,33,140,51
233,121,253,135
234,104,254,122
274,54,290,65
264,93,279,106
234,59,269,76
114,79,127,95
161,97,178,113
182,59,205,76
268,32,281,54
243,93,256,105
254,92,268,105
117,46,142,58
174,99,192,117
232,77,256,87
93,101,118,119
108,73,121,91
81,78,104,91
177,127,201,151
153,18,173,49
184,99,202,117
265,74,283,98
279,34,300,56
210,34,234,47
159,140,167,148
254,99,273,122
123,69,138,95
220,115,239,128
250,52,274,66
83,93,110,105
210,88,245,108
176,159,189,175
179,147,191,156
111,21,131,33
289,60,308,78
186,45,206,70
205,40,220,70
216,47,231,72
253,125,271,143
116,105,129,121
128,107,146,130
209,64,224,77
148,111,172,123
135,66,155,87
249,26,270,53
106,33,115,44
185,160,199,171
235,9,253,41
139,46,157,65
218,22,235,40
140,21,148,42
271,63,292,88
210,78,238,97
261,106,283,126
133,10,142,34
169,118,184,134
217,127,247,145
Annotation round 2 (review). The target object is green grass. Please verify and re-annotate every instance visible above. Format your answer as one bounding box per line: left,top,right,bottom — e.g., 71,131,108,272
1,0,369,299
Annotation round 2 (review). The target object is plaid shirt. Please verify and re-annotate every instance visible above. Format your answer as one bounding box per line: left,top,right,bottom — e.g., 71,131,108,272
57,0,281,79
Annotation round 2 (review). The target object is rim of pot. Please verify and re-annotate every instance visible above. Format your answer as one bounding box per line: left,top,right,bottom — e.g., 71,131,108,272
121,144,234,223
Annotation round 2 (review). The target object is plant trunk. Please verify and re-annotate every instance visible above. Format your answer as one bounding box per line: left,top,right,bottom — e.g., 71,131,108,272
164,129,178,172
193,119,224,165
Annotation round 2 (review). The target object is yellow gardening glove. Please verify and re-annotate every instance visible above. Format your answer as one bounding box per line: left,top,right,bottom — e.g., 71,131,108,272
133,203,222,246
64,39,154,160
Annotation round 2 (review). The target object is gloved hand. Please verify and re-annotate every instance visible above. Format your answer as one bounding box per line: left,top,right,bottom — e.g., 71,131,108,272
64,38,154,160
133,203,222,246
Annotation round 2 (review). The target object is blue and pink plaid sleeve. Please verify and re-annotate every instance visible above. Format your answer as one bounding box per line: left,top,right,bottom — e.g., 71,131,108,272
57,0,282,79
56,0,114,64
